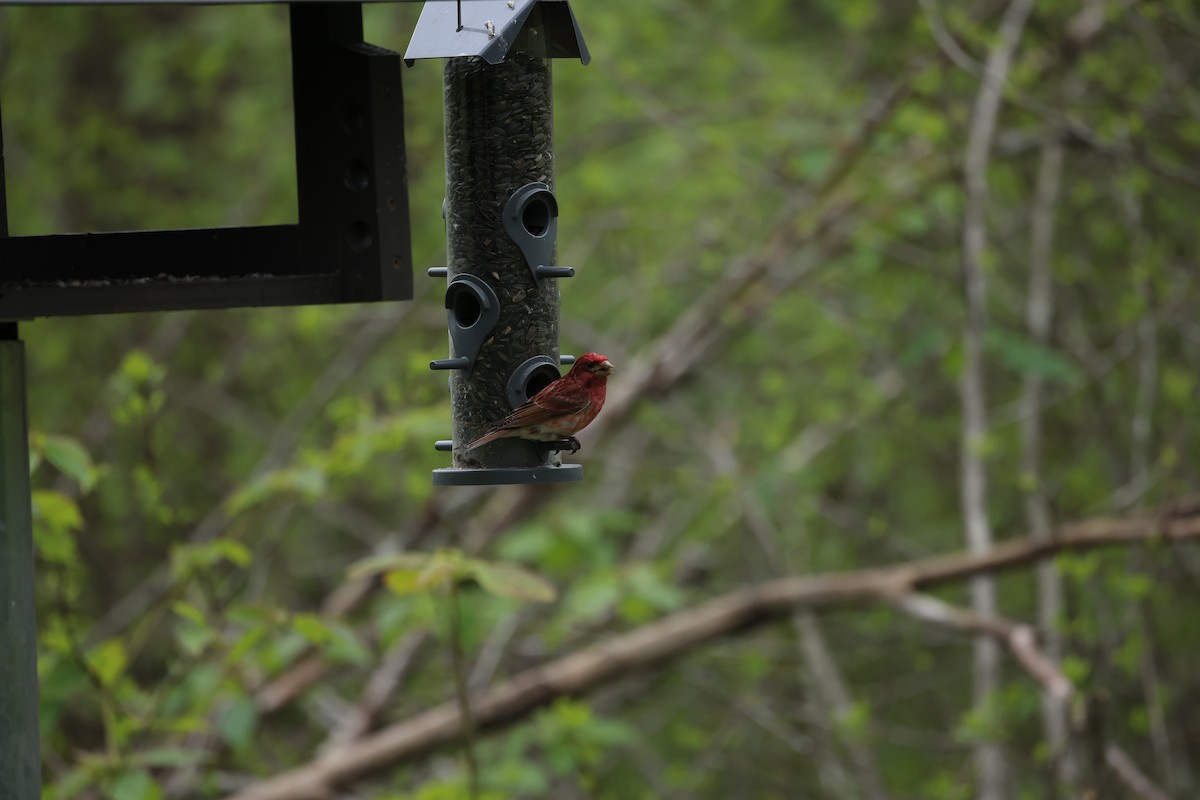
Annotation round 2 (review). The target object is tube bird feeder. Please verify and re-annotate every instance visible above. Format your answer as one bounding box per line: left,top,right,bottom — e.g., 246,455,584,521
406,0,590,486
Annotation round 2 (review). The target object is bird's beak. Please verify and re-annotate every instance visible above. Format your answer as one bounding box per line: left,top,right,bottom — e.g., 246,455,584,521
599,360,614,375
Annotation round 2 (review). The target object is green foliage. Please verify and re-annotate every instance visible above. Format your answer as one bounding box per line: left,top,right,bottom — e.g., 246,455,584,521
216,693,258,752
352,549,558,604
6,0,1200,797
396,700,639,799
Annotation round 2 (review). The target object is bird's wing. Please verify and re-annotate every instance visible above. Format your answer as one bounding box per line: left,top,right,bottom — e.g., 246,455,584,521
496,386,590,431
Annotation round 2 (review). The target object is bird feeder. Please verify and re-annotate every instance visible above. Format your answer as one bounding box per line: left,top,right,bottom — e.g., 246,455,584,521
406,0,590,486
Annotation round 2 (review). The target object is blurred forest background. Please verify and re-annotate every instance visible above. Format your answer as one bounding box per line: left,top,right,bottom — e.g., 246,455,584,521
3,0,1200,798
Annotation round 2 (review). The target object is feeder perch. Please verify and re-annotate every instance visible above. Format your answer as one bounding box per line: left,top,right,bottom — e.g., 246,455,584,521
408,0,590,486
503,182,575,285
429,274,501,377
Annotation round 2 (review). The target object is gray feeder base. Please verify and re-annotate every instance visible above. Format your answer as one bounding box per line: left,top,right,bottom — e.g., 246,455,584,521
432,463,583,486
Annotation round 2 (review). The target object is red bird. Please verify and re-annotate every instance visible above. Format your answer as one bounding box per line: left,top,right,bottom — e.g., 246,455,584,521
459,352,614,452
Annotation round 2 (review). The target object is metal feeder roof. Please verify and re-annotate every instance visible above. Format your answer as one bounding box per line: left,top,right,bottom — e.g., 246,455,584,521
404,0,589,66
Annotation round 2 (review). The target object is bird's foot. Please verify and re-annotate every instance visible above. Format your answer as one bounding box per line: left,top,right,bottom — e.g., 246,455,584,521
534,437,582,458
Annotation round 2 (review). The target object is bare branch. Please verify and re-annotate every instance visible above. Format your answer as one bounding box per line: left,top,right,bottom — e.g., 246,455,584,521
221,504,1200,800
1105,745,1174,800
320,630,430,755
960,2,1034,795
795,612,891,800
1023,129,1074,781
888,594,1072,701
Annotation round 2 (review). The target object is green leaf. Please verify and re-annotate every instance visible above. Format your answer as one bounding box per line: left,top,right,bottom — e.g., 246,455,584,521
107,770,161,800
416,551,462,592
984,329,1081,385
212,538,252,568
292,612,330,645
31,490,83,564
39,656,90,733
563,576,621,622
170,538,252,580
131,747,205,768
383,568,426,595
347,551,433,580
224,472,279,516
226,465,327,515
172,600,206,627
217,694,258,751
49,766,94,800
470,560,557,603
175,619,215,658
834,699,872,743
39,434,100,493
326,621,372,666
88,639,128,688
626,563,684,613
228,627,267,662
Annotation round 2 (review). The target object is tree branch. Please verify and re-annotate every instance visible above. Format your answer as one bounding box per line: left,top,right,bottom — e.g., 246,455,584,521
1023,128,1073,781
887,593,1071,701
960,5,1035,795
1105,744,1174,800
222,503,1200,800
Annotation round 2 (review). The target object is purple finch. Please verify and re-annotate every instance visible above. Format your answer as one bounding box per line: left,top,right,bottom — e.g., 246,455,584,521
459,352,614,451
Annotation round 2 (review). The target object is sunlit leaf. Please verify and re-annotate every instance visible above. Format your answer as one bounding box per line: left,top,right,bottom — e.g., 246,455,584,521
416,554,459,592
88,639,128,688
347,552,433,580
383,568,426,595
31,490,82,564
39,434,100,493
212,538,252,568
470,560,557,603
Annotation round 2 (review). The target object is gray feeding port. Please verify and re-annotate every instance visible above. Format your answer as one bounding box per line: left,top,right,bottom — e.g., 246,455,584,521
406,0,591,486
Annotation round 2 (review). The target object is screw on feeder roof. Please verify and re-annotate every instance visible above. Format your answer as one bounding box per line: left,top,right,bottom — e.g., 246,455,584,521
404,0,590,66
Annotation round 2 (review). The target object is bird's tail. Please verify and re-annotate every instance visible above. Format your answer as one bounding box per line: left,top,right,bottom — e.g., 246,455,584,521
456,428,508,452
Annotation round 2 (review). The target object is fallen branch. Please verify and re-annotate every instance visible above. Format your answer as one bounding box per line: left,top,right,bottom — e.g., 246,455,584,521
223,503,1200,800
